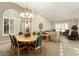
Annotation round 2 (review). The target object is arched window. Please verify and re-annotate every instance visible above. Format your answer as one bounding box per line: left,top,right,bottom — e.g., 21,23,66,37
3,9,22,36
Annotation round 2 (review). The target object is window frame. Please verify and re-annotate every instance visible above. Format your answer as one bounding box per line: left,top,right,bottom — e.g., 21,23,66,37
3,17,9,36
3,16,16,36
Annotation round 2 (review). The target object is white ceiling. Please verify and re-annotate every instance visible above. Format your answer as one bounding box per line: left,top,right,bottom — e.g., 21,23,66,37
14,2,79,21
14,2,28,8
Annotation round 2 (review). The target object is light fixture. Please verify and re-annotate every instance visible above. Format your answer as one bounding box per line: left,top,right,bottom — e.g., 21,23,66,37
20,8,33,19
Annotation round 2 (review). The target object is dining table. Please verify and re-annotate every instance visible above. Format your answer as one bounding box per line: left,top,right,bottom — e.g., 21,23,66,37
15,34,38,54
15,34,38,43
15,34,48,54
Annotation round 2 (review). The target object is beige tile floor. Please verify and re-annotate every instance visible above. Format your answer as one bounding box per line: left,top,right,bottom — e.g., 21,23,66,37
0,40,60,56
60,36,79,56
0,36,79,56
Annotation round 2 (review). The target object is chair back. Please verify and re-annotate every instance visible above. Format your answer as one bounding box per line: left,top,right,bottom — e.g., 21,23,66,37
36,35,43,46
18,32,23,35
37,32,40,35
12,35,18,47
24,33,31,37
33,32,36,35
41,32,46,34
9,35,15,45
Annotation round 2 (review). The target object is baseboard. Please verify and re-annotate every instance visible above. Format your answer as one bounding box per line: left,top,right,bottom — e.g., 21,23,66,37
0,40,10,44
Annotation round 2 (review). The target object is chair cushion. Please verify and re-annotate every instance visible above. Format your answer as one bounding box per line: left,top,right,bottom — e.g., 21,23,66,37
31,43,41,48
30,35,43,48
18,44,26,48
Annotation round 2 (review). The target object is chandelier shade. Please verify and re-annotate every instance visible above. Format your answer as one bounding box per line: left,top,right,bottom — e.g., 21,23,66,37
20,8,33,19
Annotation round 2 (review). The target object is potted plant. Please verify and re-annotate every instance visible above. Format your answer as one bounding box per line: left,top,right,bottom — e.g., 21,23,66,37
71,25,78,31
70,25,78,40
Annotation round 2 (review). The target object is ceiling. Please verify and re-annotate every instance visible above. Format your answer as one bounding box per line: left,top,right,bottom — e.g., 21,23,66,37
14,2,79,21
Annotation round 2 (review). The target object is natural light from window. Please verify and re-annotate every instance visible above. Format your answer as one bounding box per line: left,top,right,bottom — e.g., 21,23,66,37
55,23,68,32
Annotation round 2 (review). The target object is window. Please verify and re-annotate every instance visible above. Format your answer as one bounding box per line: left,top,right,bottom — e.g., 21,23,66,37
3,18,15,35
4,18,9,34
3,9,22,36
10,19,14,34
55,23,69,32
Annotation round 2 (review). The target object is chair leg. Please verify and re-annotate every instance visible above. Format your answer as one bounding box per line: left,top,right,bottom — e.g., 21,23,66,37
15,48,17,55
34,50,37,55
28,47,30,54
10,44,12,53
40,47,42,53
10,44,15,55
14,46,16,55
12,46,15,55
15,48,20,56
17,48,20,56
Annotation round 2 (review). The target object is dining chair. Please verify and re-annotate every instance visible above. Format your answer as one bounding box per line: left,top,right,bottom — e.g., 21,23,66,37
24,33,31,37
12,35,26,56
9,35,15,55
18,32,23,35
29,35,43,55
41,34,49,43
37,32,40,35
32,32,36,35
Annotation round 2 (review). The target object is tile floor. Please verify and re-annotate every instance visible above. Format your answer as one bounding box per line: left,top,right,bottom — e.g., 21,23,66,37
60,36,79,56
0,36,79,56
0,40,60,56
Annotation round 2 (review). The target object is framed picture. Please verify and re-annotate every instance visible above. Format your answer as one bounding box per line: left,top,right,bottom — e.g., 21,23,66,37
39,23,43,32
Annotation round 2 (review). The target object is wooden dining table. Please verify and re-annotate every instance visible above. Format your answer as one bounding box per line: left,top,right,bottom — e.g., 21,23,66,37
15,34,38,43
15,34,48,54
15,34,38,54
15,33,49,43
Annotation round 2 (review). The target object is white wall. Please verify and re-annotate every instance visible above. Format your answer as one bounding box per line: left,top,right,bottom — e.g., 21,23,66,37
78,17,79,33
31,14,52,32
0,2,24,41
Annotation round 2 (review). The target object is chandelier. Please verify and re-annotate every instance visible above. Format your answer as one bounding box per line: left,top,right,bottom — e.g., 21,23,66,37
20,8,33,19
